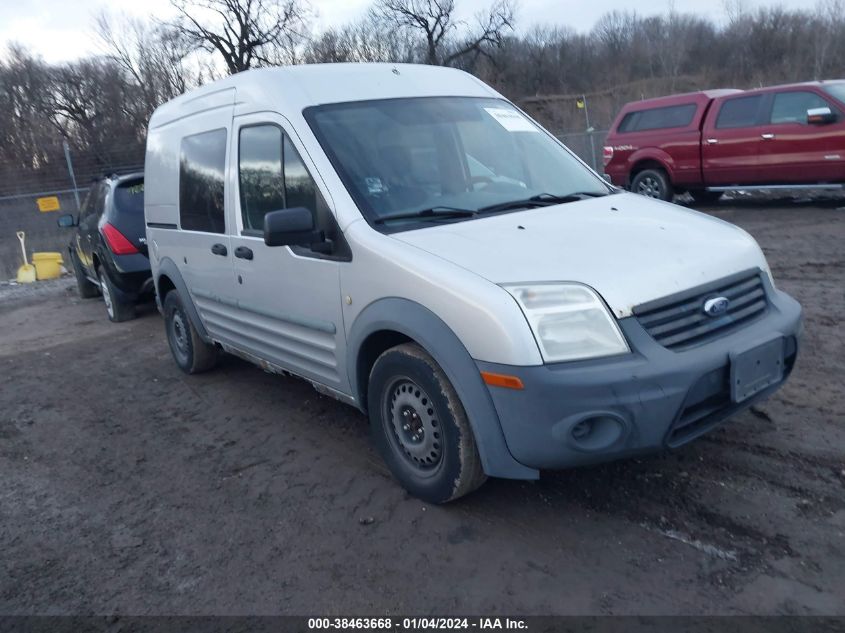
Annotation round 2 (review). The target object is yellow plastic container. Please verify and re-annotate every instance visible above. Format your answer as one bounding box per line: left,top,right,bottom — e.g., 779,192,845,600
32,252,64,280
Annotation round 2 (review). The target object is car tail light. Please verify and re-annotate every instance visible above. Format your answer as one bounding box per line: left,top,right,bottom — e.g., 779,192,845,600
602,146,614,167
102,223,139,255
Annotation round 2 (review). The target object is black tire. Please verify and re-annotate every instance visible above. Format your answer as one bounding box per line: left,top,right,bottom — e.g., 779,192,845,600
163,291,218,374
688,189,723,205
368,343,487,503
98,267,135,323
70,249,99,299
631,168,673,201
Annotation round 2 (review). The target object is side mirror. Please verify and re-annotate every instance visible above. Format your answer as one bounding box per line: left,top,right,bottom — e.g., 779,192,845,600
807,106,836,125
57,214,77,228
264,207,318,247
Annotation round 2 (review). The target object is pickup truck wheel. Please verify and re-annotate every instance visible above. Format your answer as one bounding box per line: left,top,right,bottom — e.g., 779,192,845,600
163,291,218,374
368,343,487,503
688,189,723,204
98,267,135,323
70,250,99,299
631,169,673,201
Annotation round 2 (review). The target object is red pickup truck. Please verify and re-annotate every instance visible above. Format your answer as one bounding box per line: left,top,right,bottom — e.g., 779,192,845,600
603,81,845,202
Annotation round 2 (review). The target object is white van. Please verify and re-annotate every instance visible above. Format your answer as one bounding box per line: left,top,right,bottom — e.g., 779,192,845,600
145,63,802,502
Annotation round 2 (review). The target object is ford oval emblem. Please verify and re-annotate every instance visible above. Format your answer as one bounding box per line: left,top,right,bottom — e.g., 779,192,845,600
703,296,730,317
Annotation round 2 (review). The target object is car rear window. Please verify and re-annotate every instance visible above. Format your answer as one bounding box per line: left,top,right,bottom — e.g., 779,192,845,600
715,95,764,129
617,103,697,133
114,180,144,215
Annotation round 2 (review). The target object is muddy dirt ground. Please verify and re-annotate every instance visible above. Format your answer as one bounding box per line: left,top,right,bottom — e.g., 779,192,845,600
1,200,843,615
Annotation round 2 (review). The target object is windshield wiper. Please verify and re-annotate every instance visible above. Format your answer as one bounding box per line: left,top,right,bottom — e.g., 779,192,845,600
374,206,477,224
477,191,609,215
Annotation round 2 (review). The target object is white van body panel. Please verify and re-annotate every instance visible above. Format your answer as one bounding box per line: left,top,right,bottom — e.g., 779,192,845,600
340,220,544,366
145,62,767,377
390,193,770,318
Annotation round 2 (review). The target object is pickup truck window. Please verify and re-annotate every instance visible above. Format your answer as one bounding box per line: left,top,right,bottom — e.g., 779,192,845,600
617,103,697,133
716,95,764,129
770,91,831,124
823,83,845,104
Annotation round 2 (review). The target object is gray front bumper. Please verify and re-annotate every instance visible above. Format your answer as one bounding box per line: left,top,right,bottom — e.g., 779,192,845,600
477,285,802,470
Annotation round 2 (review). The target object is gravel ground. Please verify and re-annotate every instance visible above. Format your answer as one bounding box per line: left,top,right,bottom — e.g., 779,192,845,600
0,200,843,615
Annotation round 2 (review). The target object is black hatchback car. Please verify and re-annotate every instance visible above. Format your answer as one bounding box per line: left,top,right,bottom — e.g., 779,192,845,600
58,173,152,322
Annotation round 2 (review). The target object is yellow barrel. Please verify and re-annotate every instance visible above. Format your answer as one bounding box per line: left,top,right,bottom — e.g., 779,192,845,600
32,252,64,280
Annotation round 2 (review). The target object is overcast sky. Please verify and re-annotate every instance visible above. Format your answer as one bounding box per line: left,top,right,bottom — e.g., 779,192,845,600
0,0,813,64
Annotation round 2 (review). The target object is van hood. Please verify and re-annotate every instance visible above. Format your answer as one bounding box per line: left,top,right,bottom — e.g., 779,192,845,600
390,193,768,318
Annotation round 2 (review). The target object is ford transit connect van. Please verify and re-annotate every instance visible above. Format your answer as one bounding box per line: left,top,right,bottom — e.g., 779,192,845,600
144,63,802,503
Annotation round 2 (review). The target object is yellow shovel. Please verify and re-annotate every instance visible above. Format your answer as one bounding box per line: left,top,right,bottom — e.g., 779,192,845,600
16,231,36,284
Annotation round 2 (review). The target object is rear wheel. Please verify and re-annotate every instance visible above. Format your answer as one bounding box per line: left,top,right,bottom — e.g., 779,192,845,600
163,291,218,374
631,168,673,201
70,250,99,299
98,267,135,322
368,343,487,503
688,189,723,205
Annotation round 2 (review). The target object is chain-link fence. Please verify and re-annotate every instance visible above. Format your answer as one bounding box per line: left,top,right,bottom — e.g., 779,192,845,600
555,130,609,173
0,149,143,281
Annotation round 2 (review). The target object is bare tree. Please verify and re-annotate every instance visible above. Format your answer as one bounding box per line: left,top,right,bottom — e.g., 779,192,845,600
374,0,515,66
168,0,312,74
96,11,200,122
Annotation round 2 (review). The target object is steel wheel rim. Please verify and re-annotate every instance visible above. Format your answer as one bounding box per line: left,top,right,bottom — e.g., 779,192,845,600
383,377,443,473
170,309,189,360
637,176,661,198
99,271,114,318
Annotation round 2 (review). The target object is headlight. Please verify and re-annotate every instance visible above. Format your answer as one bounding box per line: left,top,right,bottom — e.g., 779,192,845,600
504,283,629,363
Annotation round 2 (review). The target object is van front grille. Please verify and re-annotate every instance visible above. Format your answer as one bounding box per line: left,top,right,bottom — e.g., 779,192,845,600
634,270,768,350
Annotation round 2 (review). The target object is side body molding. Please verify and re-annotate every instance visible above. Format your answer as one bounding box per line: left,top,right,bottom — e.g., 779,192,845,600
346,297,538,480
154,257,211,343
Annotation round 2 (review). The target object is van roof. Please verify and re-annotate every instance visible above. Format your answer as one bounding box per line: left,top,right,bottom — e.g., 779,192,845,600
148,63,499,129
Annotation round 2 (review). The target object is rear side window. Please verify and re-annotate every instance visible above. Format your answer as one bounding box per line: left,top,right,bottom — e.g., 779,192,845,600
238,125,319,232
770,91,831,124
179,129,227,233
617,104,697,133
113,180,144,215
716,96,763,129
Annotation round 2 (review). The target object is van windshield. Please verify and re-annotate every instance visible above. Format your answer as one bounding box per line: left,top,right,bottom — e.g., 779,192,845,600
305,97,609,228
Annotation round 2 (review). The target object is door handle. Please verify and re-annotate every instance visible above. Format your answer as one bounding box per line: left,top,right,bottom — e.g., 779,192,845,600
234,246,254,260
211,243,228,256
761,133,775,140
706,138,718,144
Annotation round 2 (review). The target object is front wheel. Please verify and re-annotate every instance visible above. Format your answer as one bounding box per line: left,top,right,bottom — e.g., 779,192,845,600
368,343,487,503
631,169,673,201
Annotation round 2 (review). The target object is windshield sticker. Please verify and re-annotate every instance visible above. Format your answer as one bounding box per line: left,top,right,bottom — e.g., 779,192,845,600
365,177,388,195
483,108,539,133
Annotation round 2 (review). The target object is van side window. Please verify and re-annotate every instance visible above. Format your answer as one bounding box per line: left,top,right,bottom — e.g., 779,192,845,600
179,129,227,233
238,125,319,229
715,95,763,129
239,125,285,231
284,136,318,214
770,91,831,124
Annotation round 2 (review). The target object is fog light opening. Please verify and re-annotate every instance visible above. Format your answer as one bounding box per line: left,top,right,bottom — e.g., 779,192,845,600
569,414,625,451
